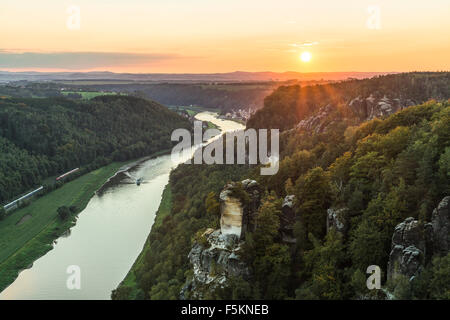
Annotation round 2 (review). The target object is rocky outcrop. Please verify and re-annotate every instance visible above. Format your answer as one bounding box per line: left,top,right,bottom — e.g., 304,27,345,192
181,180,260,299
281,195,296,244
181,229,250,299
219,179,261,239
387,196,450,282
219,185,244,238
431,196,450,256
326,208,348,234
296,104,336,134
348,94,415,120
241,179,261,236
295,94,416,134
387,217,427,282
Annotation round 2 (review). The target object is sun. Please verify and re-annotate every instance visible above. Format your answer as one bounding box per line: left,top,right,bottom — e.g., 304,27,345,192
300,51,312,62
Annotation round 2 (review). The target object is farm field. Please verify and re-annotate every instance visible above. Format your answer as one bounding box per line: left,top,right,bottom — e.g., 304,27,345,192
61,91,123,99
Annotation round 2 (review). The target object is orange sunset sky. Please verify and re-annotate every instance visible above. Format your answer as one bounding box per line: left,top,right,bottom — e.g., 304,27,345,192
0,0,449,73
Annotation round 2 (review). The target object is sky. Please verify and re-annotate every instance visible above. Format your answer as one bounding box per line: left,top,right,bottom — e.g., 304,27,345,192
0,0,449,73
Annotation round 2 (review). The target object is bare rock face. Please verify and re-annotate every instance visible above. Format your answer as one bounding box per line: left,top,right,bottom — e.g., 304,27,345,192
181,229,250,299
431,196,450,255
295,95,416,135
281,195,296,244
219,179,261,238
326,208,348,234
387,217,426,282
349,94,415,121
219,185,244,238
296,104,335,134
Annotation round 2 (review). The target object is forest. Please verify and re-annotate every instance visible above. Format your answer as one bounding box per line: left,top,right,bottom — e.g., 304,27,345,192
247,72,450,131
0,81,279,114
113,72,450,300
0,95,191,205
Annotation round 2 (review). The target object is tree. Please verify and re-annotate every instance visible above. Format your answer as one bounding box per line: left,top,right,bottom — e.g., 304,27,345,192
254,243,291,299
428,254,450,299
0,206,6,220
294,167,333,239
252,194,281,253
111,286,132,300
296,230,347,300
57,206,71,220
284,178,294,195
205,192,220,227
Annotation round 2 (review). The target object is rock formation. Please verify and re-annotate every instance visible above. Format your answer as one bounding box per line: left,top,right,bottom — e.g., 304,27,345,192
240,179,261,236
387,217,427,282
348,94,415,120
431,196,450,256
181,180,260,299
219,185,244,238
295,94,416,134
281,195,296,244
296,104,336,134
180,229,249,299
387,196,450,282
326,208,348,234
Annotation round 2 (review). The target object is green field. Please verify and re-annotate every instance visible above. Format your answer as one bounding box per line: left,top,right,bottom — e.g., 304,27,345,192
112,185,173,300
61,91,123,99
0,162,124,292
168,105,221,115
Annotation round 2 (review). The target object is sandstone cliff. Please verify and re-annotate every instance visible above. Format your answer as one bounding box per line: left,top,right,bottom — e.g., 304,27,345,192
180,180,260,299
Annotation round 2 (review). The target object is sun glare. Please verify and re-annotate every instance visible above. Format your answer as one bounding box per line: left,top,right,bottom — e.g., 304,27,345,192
300,52,312,63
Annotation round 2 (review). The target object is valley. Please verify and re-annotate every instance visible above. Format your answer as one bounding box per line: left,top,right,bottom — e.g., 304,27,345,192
0,112,244,299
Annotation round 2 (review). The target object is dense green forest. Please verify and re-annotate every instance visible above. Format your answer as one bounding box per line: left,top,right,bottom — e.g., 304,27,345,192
114,73,450,300
0,95,190,204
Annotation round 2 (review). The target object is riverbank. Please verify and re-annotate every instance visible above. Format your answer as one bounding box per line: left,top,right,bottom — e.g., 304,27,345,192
112,185,173,300
0,163,124,292
0,149,172,294
111,112,245,300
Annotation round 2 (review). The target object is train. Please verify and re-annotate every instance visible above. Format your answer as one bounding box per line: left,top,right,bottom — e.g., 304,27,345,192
2,168,81,212
3,186,44,211
56,168,79,181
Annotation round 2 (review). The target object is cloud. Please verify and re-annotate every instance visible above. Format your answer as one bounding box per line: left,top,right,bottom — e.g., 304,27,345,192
288,41,320,48
0,51,180,69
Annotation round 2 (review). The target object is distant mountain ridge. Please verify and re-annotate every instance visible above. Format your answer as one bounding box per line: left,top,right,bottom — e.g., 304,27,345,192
0,71,393,83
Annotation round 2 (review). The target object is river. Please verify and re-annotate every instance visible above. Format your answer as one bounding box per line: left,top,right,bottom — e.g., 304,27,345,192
0,112,244,300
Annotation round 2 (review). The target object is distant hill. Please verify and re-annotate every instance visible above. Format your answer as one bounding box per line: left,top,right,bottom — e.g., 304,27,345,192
0,71,393,83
